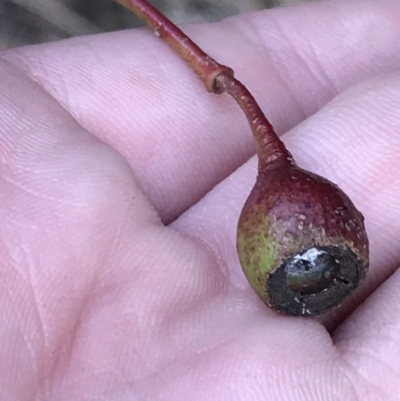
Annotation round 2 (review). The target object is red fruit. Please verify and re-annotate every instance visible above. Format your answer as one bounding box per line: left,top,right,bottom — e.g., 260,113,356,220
237,162,369,316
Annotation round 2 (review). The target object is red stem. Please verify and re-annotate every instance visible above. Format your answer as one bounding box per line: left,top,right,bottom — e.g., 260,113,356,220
114,0,292,170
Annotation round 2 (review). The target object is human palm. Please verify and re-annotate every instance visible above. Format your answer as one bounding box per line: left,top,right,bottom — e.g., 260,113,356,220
1,1,400,400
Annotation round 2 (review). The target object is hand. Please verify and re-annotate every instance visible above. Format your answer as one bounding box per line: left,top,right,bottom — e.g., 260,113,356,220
0,0,399,399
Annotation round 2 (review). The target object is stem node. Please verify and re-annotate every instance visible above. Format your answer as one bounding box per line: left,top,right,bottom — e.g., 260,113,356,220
114,0,291,167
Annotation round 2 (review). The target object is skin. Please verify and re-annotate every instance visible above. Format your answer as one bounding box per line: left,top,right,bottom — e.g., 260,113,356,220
0,0,400,399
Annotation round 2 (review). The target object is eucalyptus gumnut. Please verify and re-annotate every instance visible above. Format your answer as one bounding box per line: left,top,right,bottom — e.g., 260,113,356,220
237,160,369,316
115,0,370,317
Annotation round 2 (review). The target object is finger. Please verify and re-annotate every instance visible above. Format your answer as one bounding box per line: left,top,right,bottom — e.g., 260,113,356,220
2,0,400,222
172,72,400,326
333,267,400,399
0,59,158,392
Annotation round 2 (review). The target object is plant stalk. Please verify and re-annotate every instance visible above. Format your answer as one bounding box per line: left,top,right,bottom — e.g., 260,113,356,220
114,0,292,169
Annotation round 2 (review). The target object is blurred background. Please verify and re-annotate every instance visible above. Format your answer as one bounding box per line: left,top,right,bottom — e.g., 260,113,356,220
0,0,314,49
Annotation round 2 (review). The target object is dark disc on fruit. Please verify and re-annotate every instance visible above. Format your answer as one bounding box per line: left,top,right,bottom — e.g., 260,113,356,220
266,245,367,316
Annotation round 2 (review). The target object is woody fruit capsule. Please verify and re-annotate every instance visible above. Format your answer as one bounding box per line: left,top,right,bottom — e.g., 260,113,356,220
115,0,369,316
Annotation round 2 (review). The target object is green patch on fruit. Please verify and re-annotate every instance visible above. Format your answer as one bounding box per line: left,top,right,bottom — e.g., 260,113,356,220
237,215,278,299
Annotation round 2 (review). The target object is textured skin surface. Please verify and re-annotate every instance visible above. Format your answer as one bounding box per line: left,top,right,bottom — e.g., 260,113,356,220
1,1,400,400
